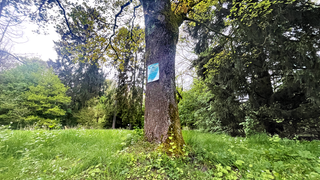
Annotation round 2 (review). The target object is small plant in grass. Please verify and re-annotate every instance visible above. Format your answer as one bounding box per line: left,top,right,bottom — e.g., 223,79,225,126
122,127,144,147
70,163,108,179
0,122,13,131
239,115,260,137
0,125,10,131
157,132,181,157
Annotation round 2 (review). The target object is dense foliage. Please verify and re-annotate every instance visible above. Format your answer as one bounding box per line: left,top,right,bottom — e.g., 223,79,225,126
74,80,117,128
189,0,320,138
109,27,145,129
178,79,214,130
0,59,71,128
48,4,108,126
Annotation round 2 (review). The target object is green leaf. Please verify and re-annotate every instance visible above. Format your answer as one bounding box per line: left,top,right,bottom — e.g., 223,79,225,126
235,160,245,166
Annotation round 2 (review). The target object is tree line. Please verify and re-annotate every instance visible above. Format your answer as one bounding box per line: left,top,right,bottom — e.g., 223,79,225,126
0,0,320,142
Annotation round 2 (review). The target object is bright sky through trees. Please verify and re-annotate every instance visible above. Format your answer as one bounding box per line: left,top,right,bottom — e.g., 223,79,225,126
13,23,59,61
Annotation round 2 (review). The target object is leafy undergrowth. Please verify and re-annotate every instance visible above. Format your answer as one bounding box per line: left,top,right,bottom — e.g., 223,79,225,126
0,129,320,179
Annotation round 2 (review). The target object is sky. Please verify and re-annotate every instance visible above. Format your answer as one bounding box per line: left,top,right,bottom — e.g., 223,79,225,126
13,23,59,61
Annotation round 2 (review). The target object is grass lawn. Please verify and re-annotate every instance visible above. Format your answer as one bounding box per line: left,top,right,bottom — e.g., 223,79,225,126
0,129,319,179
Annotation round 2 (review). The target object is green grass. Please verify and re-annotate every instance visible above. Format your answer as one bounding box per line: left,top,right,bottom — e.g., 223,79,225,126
0,129,320,179
184,131,320,179
0,129,130,179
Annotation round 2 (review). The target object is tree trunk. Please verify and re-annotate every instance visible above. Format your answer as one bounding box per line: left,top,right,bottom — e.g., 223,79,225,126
141,52,146,110
112,100,117,129
141,0,185,154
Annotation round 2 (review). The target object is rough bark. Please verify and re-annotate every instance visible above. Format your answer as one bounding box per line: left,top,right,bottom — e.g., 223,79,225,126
141,0,185,154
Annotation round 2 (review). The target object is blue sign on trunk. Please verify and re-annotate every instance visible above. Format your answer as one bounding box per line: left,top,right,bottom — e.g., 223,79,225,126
147,63,159,83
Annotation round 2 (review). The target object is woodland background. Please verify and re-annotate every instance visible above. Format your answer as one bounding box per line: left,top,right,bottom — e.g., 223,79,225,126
1,0,320,140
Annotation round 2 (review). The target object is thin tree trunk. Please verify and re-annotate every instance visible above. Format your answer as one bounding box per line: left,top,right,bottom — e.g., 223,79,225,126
141,53,146,110
141,0,185,155
133,52,137,88
112,100,117,129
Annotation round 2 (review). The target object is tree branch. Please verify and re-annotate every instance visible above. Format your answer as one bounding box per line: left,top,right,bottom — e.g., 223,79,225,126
184,17,232,39
102,0,133,61
130,4,142,42
177,89,183,100
0,50,25,64
55,0,81,41
0,16,11,43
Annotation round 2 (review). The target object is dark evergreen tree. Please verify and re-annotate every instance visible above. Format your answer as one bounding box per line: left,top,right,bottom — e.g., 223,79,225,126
191,0,320,138
48,4,107,125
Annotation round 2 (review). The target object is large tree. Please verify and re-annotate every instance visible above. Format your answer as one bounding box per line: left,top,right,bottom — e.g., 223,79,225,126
192,0,320,137
140,0,186,153
116,0,214,153
138,0,235,153
50,4,107,111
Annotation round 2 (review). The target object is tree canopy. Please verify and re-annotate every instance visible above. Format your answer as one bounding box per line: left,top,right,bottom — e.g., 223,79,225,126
190,0,320,137
0,58,71,128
